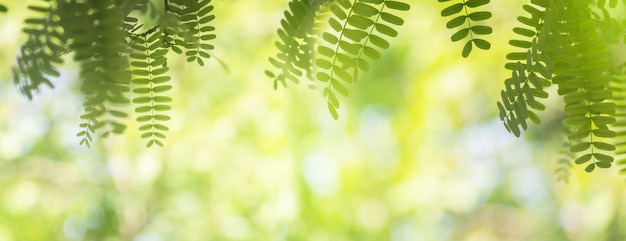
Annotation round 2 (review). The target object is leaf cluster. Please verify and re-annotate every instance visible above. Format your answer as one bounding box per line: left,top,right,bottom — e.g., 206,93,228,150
497,0,553,137
13,1,65,100
438,0,492,57
267,0,410,119
167,0,216,66
549,1,617,173
58,0,132,147
130,30,172,147
496,0,626,175
10,0,216,147
265,0,327,89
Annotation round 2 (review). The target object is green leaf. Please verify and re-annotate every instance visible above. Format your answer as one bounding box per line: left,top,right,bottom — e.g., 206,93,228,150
135,106,152,113
569,129,590,140
352,2,379,17
584,163,595,172
323,32,339,44
139,124,153,131
441,3,464,17
592,142,615,151
317,46,335,58
513,27,536,37
154,96,172,102
332,79,349,97
152,76,171,84
596,162,611,168
462,41,472,58
137,115,153,122
594,153,614,162
343,29,368,42
385,1,410,11
575,153,593,164
509,40,531,48
133,88,151,94
451,28,469,42
446,16,467,29
316,59,333,69
109,110,127,118
329,18,343,32
470,26,492,35
466,0,490,8
152,67,169,76
473,39,490,50
131,61,149,68
331,5,347,20
570,142,590,152
527,111,541,124
154,115,171,121
348,15,374,29
593,128,616,138
468,11,491,21
363,46,380,60
153,105,171,111
328,91,339,108
369,34,389,49
592,116,616,125
328,102,339,120
317,72,331,82
380,12,404,25
375,23,398,37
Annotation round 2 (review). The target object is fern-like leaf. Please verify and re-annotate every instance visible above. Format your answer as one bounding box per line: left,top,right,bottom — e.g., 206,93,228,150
130,30,172,148
59,1,132,147
555,138,574,183
497,0,553,136
610,67,626,175
266,0,326,89
167,0,215,66
316,0,410,119
438,0,492,57
551,1,616,172
13,1,65,99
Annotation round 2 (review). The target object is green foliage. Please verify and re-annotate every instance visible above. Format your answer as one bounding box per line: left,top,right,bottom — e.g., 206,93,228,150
130,30,172,147
555,138,574,183
167,0,216,66
59,0,132,147
438,0,493,57
5,0,626,178
267,0,410,119
611,67,626,174
551,0,617,172
495,0,626,175
265,0,327,89
498,0,553,137
10,0,215,147
316,0,410,119
13,0,65,100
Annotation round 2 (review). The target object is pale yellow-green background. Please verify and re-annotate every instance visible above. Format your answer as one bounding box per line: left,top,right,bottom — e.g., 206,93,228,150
0,1,625,240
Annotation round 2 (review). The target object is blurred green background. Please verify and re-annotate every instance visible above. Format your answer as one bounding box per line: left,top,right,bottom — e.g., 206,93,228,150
1,1,626,240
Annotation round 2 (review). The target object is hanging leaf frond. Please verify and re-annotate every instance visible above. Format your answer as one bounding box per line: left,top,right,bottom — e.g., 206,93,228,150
167,0,216,66
551,1,615,172
438,0,493,57
59,1,132,147
497,0,554,136
266,0,328,89
130,30,172,148
316,0,410,119
13,0,66,99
